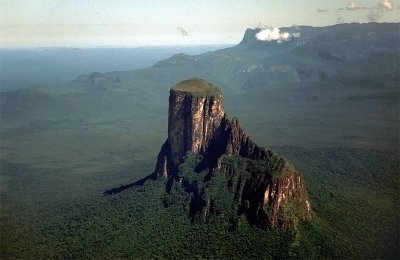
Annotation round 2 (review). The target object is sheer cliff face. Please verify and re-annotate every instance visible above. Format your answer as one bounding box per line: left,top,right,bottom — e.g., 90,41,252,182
153,78,312,229
155,78,224,177
168,81,224,168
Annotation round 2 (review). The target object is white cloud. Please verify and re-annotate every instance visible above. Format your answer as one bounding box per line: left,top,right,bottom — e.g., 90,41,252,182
255,27,299,43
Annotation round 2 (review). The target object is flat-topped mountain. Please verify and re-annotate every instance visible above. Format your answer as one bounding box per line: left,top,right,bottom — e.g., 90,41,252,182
171,78,222,96
152,78,312,229
154,78,225,177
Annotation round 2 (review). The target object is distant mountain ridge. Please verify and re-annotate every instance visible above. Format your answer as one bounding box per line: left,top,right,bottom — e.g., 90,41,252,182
72,22,398,94
1,22,398,151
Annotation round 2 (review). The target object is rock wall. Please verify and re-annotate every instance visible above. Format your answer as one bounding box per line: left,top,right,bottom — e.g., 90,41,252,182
152,78,312,229
237,162,312,230
168,86,224,168
222,117,271,160
154,78,224,177
203,117,312,229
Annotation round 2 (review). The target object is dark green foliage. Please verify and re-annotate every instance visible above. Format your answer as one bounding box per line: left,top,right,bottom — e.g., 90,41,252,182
276,146,400,259
1,146,398,259
244,155,286,178
0,162,296,259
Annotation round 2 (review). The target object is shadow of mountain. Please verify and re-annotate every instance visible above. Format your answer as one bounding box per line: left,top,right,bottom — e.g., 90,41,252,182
103,174,154,195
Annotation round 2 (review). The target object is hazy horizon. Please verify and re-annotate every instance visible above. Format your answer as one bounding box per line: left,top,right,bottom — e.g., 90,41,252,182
0,43,234,50
2,0,399,48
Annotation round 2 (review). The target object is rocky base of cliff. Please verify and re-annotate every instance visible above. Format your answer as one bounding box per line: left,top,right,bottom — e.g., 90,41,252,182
156,117,312,230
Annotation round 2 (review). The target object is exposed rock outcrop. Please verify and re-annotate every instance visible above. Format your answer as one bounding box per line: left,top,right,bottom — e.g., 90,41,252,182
168,79,225,168
153,78,312,229
154,78,224,177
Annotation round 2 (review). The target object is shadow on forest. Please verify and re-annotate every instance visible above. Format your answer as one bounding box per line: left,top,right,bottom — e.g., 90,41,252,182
103,175,153,195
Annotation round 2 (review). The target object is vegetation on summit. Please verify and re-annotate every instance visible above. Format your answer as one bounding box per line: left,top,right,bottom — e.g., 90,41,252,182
172,78,222,97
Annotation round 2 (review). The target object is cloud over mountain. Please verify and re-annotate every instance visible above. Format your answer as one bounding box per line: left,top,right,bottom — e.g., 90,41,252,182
255,27,300,43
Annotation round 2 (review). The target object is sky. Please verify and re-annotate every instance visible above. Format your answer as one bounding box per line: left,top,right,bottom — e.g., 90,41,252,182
1,0,399,47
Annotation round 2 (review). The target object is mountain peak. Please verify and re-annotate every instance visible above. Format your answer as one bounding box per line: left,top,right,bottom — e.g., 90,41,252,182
239,28,261,45
151,79,312,230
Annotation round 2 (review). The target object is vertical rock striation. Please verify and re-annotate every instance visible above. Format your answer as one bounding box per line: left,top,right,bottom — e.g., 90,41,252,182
168,78,225,168
154,78,224,177
152,78,312,229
